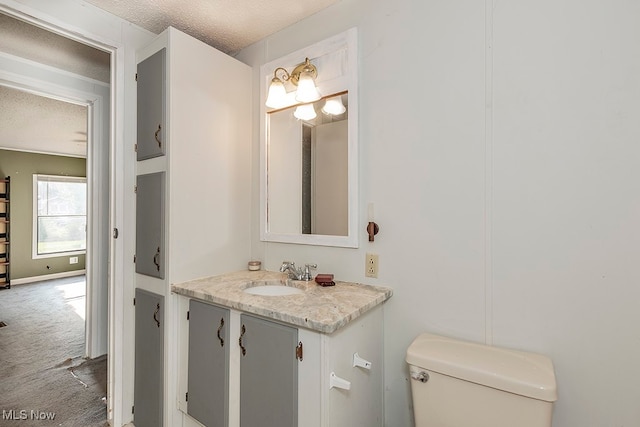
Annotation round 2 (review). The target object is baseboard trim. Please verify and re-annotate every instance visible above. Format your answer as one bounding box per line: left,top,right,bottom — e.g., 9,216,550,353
10,269,86,285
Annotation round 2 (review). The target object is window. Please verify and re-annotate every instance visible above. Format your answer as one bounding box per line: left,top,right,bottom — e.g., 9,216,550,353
33,174,87,258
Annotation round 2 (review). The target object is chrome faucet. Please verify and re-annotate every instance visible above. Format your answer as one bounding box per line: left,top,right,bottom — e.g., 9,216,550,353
279,261,317,281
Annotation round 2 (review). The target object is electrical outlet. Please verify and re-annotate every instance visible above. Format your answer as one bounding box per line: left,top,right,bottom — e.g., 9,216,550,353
69,256,78,264
365,253,379,278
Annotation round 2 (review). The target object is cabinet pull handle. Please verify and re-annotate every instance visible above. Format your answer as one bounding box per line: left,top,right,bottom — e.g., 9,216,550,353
154,124,162,148
153,303,160,328
239,324,246,356
217,317,225,347
153,247,160,271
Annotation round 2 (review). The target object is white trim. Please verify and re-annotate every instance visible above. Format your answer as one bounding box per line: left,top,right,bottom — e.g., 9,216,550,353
31,250,86,259
32,174,88,259
10,269,86,285
260,28,359,248
0,51,109,88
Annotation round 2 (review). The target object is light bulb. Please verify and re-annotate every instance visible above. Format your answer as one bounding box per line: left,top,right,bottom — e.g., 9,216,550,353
265,77,287,108
295,71,321,103
293,104,317,121
322,96,346,115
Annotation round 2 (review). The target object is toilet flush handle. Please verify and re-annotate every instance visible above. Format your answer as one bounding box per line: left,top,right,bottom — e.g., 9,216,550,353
410,370,429,383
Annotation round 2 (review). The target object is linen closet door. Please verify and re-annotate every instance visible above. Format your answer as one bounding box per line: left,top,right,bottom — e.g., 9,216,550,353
135,172,165,278
134,288,164,427
137,47,166,160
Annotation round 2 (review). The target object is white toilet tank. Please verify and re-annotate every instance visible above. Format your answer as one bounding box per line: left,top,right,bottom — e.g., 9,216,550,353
406,333,557,427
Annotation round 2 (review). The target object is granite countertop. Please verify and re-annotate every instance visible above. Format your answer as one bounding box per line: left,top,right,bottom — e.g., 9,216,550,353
171,270,393,334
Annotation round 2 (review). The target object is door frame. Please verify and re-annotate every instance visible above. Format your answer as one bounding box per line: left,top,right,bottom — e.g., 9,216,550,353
0,57,108,358
0,1,141,425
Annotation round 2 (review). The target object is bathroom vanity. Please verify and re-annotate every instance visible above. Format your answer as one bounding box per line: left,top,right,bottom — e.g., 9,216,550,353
171,270,392,427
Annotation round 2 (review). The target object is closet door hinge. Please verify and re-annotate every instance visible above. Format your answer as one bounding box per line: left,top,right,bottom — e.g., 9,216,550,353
135,73,138,82
133,254,136,263
296,341,303,361
113,228,119,239
185,392,188,402
133,298,136,306
187,311,190,320
134,185,137,193
134,143,138,153
131,405,134,414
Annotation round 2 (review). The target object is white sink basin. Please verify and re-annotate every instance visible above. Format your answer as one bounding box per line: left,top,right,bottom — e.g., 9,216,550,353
243,283,304,296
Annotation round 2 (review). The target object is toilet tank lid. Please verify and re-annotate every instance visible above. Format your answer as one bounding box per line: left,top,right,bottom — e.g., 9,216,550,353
406,333,557,402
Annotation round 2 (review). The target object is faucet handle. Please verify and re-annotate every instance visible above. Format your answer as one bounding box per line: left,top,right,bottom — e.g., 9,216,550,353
303,263,317,281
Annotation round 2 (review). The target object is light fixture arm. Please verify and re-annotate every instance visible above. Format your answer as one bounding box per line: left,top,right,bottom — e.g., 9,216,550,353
272,67,291,83
272,58,317,87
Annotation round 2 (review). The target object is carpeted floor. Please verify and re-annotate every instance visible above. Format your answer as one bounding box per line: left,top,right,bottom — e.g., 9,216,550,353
0,277,108,426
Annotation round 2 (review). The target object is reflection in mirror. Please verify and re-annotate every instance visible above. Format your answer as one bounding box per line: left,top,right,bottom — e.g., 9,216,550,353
267,92,348,236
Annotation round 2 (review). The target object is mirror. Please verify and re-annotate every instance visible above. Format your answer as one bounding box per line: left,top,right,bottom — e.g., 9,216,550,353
260,29,358,247
267,92,348,236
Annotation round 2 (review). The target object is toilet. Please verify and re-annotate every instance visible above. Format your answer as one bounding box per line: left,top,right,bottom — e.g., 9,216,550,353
406,333,557,427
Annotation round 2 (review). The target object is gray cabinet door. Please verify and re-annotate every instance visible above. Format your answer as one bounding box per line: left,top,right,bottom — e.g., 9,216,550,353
240,314,298,427
137,48,166,160
134,288,164,427
135,172,165,278
188,300,230,427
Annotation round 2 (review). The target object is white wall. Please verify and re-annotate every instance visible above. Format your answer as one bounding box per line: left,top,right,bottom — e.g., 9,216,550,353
237,0,640,426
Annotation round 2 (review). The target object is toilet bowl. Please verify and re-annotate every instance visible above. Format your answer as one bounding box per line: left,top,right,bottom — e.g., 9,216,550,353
406,333,557,427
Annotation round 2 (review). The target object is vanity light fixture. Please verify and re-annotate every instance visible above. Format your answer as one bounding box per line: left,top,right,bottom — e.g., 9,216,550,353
265,57,321,109
322,95,346,115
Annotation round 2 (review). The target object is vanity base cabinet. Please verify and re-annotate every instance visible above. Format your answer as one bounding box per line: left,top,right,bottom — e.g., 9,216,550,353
239,314,298,427
134,288,164,427
178,297,384,427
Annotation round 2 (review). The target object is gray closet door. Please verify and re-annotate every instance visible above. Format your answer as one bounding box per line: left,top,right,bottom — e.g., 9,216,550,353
188,300,230,427
135,172,165,278
240,314,298,427
137,48,166,160
134,288,164,427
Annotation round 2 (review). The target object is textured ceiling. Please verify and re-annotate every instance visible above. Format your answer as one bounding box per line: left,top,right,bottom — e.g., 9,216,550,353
0,86,88,157
83,0,339,54
0,14,102,158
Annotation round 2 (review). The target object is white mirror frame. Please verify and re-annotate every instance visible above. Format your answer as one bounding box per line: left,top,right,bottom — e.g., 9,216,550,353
260,28,359,247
